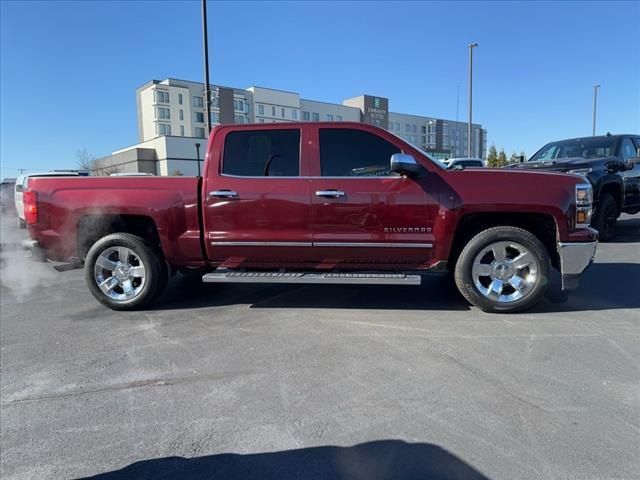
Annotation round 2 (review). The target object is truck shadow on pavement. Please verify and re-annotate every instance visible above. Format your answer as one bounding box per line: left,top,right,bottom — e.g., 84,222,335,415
82,439,491,480
156,274,471,312
607,215,640,243
155,260,640,313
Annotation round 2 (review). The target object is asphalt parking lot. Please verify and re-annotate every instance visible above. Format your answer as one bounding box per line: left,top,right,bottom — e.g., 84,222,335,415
1,215,639,480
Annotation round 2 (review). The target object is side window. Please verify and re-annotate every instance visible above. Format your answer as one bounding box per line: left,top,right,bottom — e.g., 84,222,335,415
619,137,637,162
222,129,300,177
319,129,401,177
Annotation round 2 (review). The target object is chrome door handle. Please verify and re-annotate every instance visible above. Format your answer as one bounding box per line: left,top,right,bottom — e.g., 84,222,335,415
315,190,345,198
209,190,238,198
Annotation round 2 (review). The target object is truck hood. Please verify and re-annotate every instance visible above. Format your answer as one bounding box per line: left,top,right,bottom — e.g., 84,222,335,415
506,157,616,172
440,167,584,214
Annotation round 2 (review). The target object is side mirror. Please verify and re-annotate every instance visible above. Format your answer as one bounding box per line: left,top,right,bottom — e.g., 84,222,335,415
15,184,23,193
390,153,422,176
627,157,640,170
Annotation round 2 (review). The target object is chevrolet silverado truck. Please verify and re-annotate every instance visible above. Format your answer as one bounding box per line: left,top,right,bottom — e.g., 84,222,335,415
23,122,597,313
508,134,640,240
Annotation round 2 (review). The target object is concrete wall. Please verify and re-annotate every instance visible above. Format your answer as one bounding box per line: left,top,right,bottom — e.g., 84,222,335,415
300,99,360,122
249,86,300,123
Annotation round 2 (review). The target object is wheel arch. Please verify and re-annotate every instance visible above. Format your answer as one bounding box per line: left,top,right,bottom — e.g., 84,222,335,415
448,212,560,271
597,181,623,215
77,214,162,261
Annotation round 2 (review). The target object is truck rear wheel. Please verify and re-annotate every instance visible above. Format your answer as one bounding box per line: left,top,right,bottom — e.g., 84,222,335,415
454,226,550,313
84,233,167,310
591,193,618,242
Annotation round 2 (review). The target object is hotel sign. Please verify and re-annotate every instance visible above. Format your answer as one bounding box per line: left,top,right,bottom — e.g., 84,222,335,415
363,95,388,129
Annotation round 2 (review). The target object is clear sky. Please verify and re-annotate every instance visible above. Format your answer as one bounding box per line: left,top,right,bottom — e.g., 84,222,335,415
1,0,639,177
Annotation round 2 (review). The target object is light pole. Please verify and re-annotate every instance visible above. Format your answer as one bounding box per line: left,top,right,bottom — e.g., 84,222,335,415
592,84,600,136
195,143,201,177
467,42,478,158
201,0,212,137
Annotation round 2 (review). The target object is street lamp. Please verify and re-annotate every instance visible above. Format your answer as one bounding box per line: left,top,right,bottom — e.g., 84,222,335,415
592,84,600,136
201,0,212,136
467,42,478,158
195,143,201,177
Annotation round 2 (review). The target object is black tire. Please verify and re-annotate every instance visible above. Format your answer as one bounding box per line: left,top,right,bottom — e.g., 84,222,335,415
84,233,168,311
591,193,618,242
454,226,551,313
18,218,26,229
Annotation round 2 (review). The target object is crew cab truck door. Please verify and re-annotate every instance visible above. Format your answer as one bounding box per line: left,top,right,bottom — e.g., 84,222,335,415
620,136,640,208
202,125,312,268
309,126,437,270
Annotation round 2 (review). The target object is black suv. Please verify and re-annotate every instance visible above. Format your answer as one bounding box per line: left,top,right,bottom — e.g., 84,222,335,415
508,134,640,240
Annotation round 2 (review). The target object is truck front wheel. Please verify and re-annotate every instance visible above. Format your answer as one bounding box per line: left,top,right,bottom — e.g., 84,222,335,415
454,226,550,313
84,233,167,310
591,193,618,242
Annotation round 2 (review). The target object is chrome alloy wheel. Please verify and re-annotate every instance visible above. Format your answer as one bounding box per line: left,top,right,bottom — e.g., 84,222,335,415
93,246,146,302
471,241,539,303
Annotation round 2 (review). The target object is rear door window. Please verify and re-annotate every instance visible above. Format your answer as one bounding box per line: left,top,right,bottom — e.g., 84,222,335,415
222,129,300,177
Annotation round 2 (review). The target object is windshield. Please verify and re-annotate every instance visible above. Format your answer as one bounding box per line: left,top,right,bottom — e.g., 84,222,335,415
529,137,616,162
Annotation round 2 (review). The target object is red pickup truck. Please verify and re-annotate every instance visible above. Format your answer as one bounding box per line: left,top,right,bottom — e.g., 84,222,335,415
24,122,597,313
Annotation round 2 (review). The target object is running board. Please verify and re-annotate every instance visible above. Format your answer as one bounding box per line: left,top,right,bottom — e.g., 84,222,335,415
202,271,422,285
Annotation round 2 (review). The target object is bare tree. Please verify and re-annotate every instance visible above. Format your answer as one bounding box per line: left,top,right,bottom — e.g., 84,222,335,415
76,147,95,171
75,148,121,176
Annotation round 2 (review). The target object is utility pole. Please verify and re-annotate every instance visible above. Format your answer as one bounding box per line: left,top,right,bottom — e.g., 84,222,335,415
467,42,478,158
592,84,600,136
201,0,212,138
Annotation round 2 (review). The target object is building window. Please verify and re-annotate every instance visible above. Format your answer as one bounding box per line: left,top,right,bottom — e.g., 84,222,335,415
412,125,417,133
258,104,264,115
180,125,185,136
303,111,310,121
194,112,204,123
195,127,206,138
178,94,183,105
336,115,342,121
259,119,265,123
281,108,285,118
319,128,400,177
222,129,300,176
292,109,298,119
234,99,244,111
405,124,410,132
312,112,319,121
158,123,171,135
193,96,203,108
422,136,427,144
327,114,334,121
395,122,400,130
235,115,245,124
179,110,184,121
155,90,169,104
212,111,220,123
156,107,170,120
272,106,276,116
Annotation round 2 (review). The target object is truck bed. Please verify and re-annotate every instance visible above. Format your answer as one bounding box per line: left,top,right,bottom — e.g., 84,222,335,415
27,176,203,266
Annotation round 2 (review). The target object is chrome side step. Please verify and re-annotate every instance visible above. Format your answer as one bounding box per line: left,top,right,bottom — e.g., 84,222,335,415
202,271,422,285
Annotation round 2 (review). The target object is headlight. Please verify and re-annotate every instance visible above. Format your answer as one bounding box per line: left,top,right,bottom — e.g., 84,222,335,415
575,183,593,228
568,167,592,177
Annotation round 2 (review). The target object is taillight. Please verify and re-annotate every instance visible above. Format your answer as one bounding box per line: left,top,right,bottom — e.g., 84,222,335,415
23,190,38,225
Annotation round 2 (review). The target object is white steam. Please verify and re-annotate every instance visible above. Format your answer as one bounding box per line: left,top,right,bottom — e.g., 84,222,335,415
0,213,58,302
